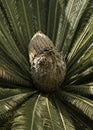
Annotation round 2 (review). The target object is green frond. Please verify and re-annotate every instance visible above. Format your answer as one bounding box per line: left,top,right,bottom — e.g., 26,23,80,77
1,0,28,57
55,0,65,46
58,91,93,121
0,18,29,75
53,97,76,130
65,65,93,85
65,104,92,129
56,0,89,53
64,84,93,96
67,5,93,65
0,87,33,99
0,91,36,121
1,0,41,55
0,0,93,129
65,27,93,85
11,94,76,130
0,6,32,86
46,0,67,43
47,0,58,41
0,68,30,87
66,46,93,77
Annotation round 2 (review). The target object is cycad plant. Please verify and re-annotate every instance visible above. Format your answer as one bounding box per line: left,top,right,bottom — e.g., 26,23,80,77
0,0,93,130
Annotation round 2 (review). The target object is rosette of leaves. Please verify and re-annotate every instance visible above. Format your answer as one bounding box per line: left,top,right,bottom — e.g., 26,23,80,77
0,0,93,130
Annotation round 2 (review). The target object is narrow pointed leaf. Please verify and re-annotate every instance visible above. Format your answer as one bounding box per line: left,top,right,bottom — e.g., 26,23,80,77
0,91,36,121
58,91,93,121
11,94,76,130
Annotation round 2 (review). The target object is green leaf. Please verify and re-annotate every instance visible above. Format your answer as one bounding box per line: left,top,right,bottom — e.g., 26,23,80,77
56,0,89,53
0,7,31,86
55,0,66,46
36,0,49,34
11,94,76,130
47,0,66,43
0,91,36,121
67,14,93,68
47,0,58,39
0,68,30,87
58,91,93,121
66,46,93,77
15,0,49,37
0,0,93,129
64,84,93,96
1,0,29,57
0,87,32,99
65,103,92,130
0,9,30,72
65,66,93,85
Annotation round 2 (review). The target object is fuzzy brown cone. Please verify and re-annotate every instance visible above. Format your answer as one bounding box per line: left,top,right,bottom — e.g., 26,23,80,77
28,32,66,92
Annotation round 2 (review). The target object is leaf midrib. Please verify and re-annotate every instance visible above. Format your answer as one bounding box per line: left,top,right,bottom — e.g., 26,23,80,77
30,94,41,130
46,97,55,130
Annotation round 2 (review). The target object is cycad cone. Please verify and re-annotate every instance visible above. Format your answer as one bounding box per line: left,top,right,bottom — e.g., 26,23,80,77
28,32,66,92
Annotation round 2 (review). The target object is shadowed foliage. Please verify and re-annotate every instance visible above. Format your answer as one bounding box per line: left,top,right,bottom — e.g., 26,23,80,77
0,0,93,130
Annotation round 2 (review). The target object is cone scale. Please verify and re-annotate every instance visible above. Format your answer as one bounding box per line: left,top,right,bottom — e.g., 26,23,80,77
28,32,66,92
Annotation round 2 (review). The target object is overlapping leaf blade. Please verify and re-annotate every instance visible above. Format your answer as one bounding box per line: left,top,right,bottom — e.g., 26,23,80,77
0,87,32,99
58,91,93,121
0,0,93,130
65,103,92,129
0,6,31,86
55,0,89,53
0,91,36,121
1,0,28,57
11,94,76,130
64,83,93,96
